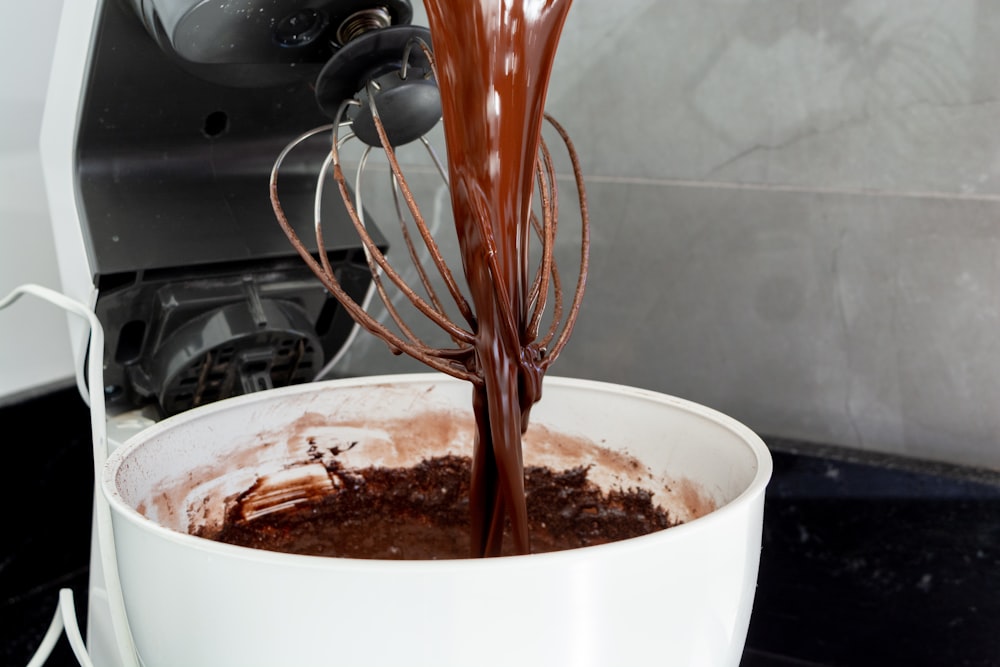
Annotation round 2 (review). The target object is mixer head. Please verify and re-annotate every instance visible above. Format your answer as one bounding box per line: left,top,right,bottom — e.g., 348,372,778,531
128,0,441,136
72,0,444,418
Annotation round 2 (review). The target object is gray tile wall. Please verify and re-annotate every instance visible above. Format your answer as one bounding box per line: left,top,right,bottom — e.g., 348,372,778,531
330,1,1000,470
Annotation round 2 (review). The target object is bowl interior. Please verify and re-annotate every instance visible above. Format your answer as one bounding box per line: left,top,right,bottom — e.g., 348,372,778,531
106,374,768,542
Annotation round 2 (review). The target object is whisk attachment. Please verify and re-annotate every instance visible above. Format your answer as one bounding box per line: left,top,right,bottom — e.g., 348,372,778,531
271,117,588,386
273,14,589,384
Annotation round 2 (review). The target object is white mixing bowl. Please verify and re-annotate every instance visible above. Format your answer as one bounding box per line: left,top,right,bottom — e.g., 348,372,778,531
103,373,772,666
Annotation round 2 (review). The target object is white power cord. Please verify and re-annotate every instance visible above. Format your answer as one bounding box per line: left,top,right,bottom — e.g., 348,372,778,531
1,284,139,667
25,589,92,667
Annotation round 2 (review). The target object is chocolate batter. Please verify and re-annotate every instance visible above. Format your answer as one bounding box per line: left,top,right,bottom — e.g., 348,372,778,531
205,456,676,560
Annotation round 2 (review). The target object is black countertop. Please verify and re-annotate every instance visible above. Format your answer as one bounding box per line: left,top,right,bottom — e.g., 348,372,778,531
3,386,999,666
742,438,1000,667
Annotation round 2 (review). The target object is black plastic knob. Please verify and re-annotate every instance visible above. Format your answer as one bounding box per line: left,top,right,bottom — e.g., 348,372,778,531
315,25,441,148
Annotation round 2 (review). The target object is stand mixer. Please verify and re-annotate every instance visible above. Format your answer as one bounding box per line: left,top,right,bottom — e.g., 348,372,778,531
37,0,592,661
39,0,443,662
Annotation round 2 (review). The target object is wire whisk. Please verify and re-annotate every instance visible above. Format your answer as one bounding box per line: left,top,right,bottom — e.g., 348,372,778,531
269,35,590,388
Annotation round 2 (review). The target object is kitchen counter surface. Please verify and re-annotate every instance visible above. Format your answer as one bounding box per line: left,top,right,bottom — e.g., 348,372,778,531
742,437,1000,667
3,385,999,666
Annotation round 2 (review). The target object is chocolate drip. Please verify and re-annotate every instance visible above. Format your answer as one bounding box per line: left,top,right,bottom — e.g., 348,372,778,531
423,0,574,556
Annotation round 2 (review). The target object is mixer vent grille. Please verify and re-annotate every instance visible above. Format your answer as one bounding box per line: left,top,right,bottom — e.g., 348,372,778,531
160,333,319,416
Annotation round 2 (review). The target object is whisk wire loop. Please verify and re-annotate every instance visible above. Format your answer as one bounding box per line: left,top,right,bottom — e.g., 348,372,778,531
271,46,588,381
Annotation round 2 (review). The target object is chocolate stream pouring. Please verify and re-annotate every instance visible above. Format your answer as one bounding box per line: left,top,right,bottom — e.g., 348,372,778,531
271,0,589,556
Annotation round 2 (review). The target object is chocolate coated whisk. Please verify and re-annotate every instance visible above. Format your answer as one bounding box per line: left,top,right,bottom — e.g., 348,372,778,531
269,34,590,389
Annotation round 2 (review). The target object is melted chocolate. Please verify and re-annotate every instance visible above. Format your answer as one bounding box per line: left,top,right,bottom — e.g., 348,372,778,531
423,0,575,556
